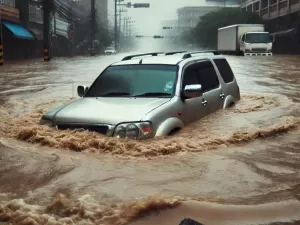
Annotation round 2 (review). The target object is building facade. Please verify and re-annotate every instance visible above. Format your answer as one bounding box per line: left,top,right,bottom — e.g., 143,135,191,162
0,0,36,60
0,0,15,7
240,0,300,53
205,0,241,7
240,0,300,21
50,13,72,57
27,0,44,57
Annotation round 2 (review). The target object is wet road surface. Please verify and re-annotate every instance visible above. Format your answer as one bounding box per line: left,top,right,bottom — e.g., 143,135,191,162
0,54,300,225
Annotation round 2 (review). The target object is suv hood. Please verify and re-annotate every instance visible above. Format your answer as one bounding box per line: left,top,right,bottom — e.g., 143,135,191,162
48,97,170,125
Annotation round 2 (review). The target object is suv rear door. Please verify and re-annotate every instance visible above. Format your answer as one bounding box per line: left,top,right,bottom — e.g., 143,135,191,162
213,58,240,101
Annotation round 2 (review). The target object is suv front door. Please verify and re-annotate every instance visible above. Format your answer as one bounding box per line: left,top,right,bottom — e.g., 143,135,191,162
180,62,209,124
196,60,224,114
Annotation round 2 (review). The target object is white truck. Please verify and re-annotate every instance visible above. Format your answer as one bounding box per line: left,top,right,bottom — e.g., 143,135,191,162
217,24,274,56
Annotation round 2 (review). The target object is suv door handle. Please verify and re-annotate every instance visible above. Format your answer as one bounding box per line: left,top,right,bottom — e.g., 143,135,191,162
202,100,208,106
220,93,225,99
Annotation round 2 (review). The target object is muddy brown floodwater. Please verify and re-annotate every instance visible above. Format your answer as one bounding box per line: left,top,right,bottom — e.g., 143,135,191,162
0,54,300,225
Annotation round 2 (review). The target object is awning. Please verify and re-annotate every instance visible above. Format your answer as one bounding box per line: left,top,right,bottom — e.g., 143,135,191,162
2,22,35,40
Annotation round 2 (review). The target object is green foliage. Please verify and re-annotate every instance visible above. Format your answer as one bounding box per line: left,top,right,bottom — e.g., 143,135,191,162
189,8,264,48
95,28,112,47
74,19,112,47
180,28,195,44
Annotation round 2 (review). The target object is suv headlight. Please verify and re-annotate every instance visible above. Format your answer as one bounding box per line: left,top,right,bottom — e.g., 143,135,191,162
113,122,153,139
40,118,53,126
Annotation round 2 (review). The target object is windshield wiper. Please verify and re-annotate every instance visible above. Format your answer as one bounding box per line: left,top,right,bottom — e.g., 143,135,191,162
97,92,131,97
133,92,172,97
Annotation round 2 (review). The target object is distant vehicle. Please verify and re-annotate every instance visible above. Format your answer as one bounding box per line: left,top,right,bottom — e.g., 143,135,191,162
217,24,275,56
40,50,240,140
104,47,116,55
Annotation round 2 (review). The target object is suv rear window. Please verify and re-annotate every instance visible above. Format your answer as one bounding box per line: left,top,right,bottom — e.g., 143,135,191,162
213,59,234,83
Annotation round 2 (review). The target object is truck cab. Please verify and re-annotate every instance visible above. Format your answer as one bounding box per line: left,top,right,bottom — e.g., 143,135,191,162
240,32,274,56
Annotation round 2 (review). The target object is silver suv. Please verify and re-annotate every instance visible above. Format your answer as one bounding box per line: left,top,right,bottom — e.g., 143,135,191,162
40,51,240,139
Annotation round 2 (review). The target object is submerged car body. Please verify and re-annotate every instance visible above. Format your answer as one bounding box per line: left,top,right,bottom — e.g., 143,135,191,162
41,51,240,140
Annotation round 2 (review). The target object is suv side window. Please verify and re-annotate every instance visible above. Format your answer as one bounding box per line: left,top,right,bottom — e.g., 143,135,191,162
197,60,220,93
182,64,200,88
242,34,245,41
213,59,234,83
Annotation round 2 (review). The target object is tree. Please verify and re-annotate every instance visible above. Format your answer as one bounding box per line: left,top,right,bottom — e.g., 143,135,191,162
94,22,113,48
189,8,264,48
74,19,112,51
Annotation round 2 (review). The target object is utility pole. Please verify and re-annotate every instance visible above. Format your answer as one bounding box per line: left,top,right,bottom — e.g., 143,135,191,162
117,9,127,52
114,0,118,51
53,9,58,57
69,4,72,57
91,0,96,56
0,7,3,66
124,17,128,51
43,0,51,61
118,6,122,51
114,0,149,52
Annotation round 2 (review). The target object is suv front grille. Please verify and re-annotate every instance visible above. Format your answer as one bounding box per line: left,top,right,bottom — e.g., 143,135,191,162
56,124,109,135
251,48,267,53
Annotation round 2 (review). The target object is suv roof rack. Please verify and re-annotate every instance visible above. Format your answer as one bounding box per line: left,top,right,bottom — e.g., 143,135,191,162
165,51,187,55
121,52,164,61
182,50,221,59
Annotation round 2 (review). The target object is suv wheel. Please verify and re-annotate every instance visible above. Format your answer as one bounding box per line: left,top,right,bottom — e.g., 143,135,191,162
168,128,181,136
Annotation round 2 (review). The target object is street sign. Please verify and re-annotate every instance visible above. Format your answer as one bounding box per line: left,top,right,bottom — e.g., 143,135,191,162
153,35,164,39
163,27,173,29
133,3,150,8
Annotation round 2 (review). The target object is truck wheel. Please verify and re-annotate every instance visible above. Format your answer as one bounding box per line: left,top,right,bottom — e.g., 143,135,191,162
237,51,244,56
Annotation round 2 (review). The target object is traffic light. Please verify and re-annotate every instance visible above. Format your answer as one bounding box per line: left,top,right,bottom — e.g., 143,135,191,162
126,2,132,7
153,35,164,39
163,27,173,30
133,3,150,8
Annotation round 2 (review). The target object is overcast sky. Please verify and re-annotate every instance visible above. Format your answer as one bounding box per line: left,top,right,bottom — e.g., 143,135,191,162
107,0,209,35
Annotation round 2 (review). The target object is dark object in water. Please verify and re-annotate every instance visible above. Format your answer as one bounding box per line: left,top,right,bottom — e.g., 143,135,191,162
179,218,204,225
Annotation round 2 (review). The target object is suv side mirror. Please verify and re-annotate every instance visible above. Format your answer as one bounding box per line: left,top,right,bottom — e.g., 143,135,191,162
184,84,203,98
77,85,89,97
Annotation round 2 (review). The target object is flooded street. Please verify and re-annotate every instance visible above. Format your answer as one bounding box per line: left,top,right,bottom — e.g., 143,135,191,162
0,54,300,225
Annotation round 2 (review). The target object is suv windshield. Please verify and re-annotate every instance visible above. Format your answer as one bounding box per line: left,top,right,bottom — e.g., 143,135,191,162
85,65,178,97
245,33,272,43
106,47,114,50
